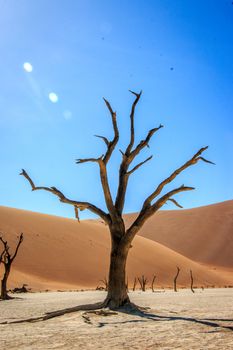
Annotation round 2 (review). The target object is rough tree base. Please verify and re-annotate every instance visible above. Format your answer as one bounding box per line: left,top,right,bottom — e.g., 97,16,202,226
0,294,14,301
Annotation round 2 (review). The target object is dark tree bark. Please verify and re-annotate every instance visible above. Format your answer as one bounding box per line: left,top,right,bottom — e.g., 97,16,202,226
104,235,130,307
151,275,156,292
190,270,195,293
132,277,137,291
20,91,213,309
0,233,23,300
138,275,148,292
174,266,180,292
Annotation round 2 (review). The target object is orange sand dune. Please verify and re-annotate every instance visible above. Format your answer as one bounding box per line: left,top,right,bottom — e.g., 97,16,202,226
0,205,232,290
124,200,233,268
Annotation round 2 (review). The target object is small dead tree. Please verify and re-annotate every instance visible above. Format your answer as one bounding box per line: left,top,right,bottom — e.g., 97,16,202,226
174,266,180,292
0,233,24,300
190,270,195,293
151,275,156,292
138,275,148,291
99,277,108,291
132,277,137,291
21,91,213,309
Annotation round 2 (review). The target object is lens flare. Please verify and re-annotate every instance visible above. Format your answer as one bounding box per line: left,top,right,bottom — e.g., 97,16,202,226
23,62,33,72
63,110,72,120
48,92,58,103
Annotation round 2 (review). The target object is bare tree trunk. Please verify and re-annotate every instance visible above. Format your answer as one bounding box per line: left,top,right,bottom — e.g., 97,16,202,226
174,266,180,292
151,275,156,292
190,270,195,293
1,266,11,300
138,275,148,291
104,237,130,309
132,277,137,291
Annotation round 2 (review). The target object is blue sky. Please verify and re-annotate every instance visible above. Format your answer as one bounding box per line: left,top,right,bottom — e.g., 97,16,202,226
0,0,232,219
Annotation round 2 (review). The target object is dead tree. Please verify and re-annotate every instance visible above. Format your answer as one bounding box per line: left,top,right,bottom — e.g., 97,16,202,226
151,275,156,292
99,277,108,291
132,277,137,291
0,233,24,300
174,266,180,292
138,275,148,291
190,270,195,293
20,91,213,309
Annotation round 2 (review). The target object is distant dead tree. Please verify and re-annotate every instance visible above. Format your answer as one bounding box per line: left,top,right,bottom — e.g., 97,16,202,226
138,275,148,291
132,277,137,291
174,266,180,292
151,275,156,292
190,270,195,293
99,277,108,291
21,91,213,310
12,284,29,294
0,233,24,300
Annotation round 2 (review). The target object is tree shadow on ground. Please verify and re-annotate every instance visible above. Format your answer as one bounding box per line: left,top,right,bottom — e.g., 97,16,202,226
0,302,232,332
111,307,233,332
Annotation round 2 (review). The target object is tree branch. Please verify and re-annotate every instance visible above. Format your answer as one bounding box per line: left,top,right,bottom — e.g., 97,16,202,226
127,155,153,175
125,185,194,242
20,169,110,224
0,248,5,265
150,185,194,212
103,98,119,164
94,135,110,147
125,90,142,155
130,124,164,159
98,159,117,217
115,125,163,214
74,206,80,222
76,156,116,217
167,198,183,208
0,236,9,262
76,155,104,164
11,233,24,261
142,146,212,208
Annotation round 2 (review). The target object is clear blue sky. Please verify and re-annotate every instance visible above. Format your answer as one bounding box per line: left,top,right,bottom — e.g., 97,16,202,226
0,0,232,219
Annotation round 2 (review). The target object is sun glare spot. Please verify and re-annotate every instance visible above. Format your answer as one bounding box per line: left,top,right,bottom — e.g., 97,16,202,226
49,92,58,103
23,62,33,73
63,110,72,120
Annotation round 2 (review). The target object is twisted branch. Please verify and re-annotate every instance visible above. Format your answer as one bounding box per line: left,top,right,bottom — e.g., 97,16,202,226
125,90,142,155
102,98,119,164
125,185,195,241
0,233,23,263
20,169,110,224
142,146,213,209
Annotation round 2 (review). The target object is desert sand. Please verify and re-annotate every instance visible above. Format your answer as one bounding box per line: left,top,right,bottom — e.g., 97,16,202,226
125,200,233,267
0,289,233,349
0,201,232,291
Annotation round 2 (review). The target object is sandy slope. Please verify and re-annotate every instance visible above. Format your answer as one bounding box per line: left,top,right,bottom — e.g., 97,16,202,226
0,204,232,290
0,290,233,350
124,200,233,268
